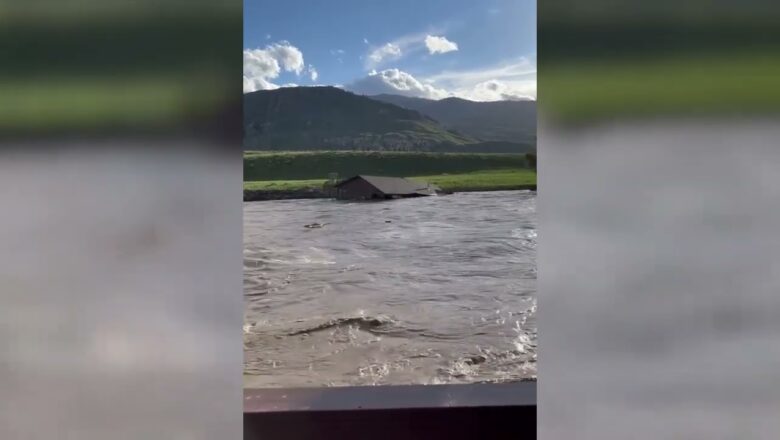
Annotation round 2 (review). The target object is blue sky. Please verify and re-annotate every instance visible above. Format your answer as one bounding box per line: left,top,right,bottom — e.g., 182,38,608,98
244,0,536,100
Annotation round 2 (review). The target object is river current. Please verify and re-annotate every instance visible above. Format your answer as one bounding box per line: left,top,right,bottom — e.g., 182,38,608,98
244,190,536,388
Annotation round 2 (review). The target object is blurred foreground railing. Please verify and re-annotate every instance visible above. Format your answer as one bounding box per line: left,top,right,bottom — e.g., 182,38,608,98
244,382,536,440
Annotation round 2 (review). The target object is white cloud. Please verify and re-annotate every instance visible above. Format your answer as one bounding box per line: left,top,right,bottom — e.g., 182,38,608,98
366,43,402,68
426,58,536,86
424,35,458,54
456,79,536,101
426,58,537,100
243,49,280,92
308,65,318,82
363,38,369,44
347,69,449,99
243,76,275,93
346,60,536,101
265,41,305,75
363,29,442,70
243,41,311,93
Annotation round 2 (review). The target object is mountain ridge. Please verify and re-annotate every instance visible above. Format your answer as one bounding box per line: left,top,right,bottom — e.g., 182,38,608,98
370,93,537,145
243,86,535,152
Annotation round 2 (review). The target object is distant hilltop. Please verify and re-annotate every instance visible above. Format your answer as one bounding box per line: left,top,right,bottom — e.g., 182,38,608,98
244,86,535,153
370,93,536,146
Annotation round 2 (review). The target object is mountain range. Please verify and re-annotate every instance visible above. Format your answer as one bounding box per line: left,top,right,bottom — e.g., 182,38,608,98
244,86,536,153
371,94,536,145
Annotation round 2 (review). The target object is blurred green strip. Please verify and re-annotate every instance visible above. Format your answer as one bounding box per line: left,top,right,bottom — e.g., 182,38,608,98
542,53,780,124
0,1,240,24
0,76,228,132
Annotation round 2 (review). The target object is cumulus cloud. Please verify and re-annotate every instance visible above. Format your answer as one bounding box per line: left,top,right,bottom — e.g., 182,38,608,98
243,41,311,93
264,42,305,75
366,43,402,68
456,79,536,101
347,69,449,99
424,35,458,54
308,65,318,81
243,49,280,92
346,60,536,101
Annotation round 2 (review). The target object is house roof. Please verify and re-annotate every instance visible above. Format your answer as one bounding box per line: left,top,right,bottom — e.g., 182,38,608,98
335,175,437,195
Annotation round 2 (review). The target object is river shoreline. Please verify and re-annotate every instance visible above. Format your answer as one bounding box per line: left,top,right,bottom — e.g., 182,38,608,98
244,185,537,201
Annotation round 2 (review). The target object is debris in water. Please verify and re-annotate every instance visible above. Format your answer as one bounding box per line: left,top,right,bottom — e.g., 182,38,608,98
464,354,488,366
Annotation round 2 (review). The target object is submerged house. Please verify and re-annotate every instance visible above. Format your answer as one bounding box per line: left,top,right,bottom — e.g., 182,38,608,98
333,175,441,200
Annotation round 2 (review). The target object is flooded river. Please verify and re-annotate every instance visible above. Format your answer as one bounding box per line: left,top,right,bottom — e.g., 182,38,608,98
244,190,536,388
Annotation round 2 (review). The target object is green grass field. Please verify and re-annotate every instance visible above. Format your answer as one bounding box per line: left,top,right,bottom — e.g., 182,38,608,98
244,151,535,194
244,179,328,191
244,151,532,181
244,169,536,193
413,169,536,191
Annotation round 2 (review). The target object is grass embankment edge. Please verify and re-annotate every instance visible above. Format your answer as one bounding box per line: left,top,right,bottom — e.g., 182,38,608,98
244,169,537,201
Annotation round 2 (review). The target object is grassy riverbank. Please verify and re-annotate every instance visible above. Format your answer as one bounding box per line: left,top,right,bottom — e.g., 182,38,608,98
414,169,536,191
243,151,535,200
244,151,532,181
244,169,536,194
